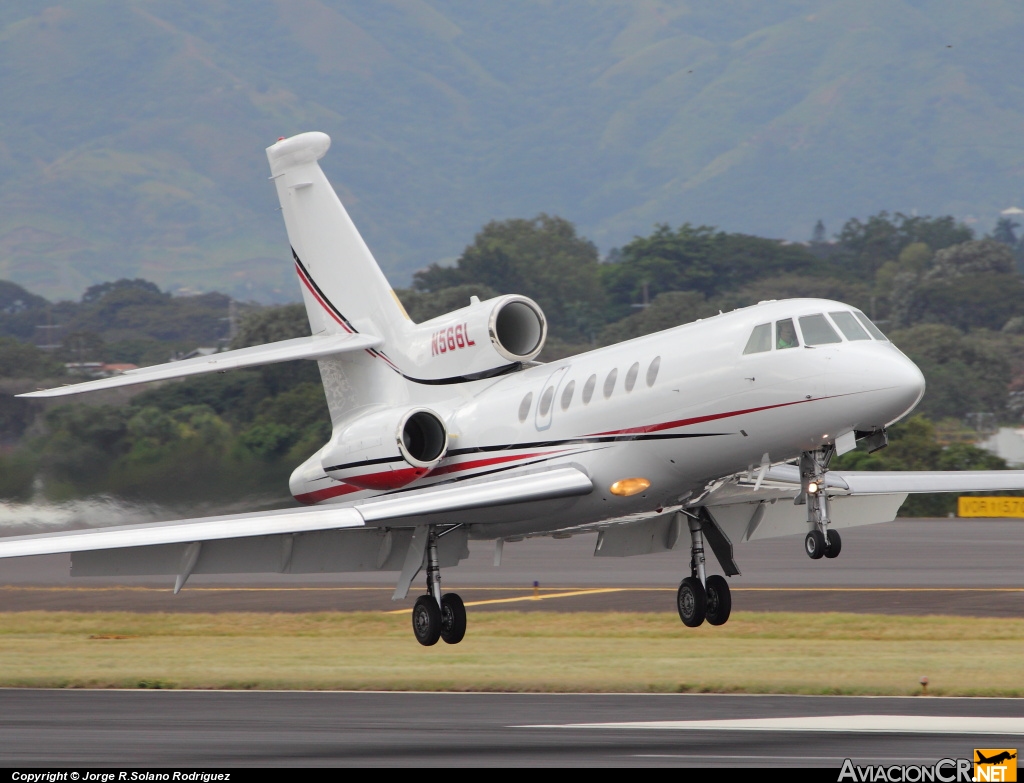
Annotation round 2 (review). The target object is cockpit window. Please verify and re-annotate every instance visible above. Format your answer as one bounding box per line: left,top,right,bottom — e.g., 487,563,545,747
853,310,888,341
743,323,772,354
799,314,842,345
776,319,799,350
829,311,871,341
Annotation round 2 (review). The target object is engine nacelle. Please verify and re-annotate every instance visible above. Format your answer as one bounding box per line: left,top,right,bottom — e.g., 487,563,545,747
321,407,448,490
404,294,547,381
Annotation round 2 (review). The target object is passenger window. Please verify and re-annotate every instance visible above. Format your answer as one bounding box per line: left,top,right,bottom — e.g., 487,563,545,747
560,380,575,410
646,356,660,386
603,368,618,398
829,311,871,341
538,386,554,416
776,319,799,350
743,323,772,354
854,310,888,341
518,392,533,423
582,374,596,404
799,314,842,345
625,362,639,392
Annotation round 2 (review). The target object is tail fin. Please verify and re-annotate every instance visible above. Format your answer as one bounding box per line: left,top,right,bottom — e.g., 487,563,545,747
266,133,410,344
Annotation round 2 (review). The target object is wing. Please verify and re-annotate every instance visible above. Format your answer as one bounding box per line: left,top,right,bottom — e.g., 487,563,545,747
18,333,382,398
585,465,1024,567
0,466,592,560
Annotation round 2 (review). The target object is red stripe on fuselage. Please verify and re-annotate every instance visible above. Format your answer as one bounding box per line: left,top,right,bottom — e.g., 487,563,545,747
292,450,565,505
587,398,819,437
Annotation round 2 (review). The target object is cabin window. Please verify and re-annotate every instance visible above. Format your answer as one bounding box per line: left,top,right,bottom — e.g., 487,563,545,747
538,386,555,416
775,319,799,350
560,380,575,410
646,356,661,386
518,392,533,423
743,323,772,354
625,362,639,392
829,311,871,341
603,368,618,398
799,314,842,345
854,310,888,341
582,374,596,404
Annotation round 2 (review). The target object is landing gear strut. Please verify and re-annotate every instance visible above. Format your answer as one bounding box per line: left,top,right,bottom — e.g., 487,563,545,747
798,447,842,560
411,527,467,646
676,514,732,627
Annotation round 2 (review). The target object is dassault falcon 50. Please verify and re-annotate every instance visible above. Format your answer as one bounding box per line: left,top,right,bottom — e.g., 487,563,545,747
8,132,1024,645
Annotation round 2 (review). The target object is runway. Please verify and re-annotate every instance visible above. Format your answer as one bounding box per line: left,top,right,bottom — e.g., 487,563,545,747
0,518,1021,767
0,690,1019,767
0,517,1021,616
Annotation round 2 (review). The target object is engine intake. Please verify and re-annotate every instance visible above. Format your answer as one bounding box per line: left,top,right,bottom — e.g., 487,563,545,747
490,297,546,361
406,294,547,381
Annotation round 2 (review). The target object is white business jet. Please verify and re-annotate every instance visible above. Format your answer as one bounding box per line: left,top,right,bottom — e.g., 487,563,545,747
8,132,1024,646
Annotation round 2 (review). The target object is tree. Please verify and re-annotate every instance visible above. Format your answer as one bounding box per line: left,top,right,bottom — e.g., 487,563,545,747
602,224,825,317
889,241,1023,331
837,212,972,278
413,215,605,340
811,219,827,244
993,217,1020,246
598,291,718,345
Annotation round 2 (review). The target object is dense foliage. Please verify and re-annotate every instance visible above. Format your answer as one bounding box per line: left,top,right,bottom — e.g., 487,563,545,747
1,208,1022,513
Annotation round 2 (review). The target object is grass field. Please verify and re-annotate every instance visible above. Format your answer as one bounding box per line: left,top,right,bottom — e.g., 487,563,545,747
0,610,1019,695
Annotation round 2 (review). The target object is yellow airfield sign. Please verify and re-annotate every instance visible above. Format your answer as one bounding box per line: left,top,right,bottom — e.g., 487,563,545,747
958,496,1024,518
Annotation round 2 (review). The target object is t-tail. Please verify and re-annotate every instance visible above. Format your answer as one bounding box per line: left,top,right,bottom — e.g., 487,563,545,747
265,132,549,418
267,133,411,345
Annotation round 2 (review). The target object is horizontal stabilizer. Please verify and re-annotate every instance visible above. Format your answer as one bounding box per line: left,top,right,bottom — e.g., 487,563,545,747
18,333,382,398
0,467,593,561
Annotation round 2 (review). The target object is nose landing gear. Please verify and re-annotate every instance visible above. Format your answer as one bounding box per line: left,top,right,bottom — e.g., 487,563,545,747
798,448,842,560
411,527,467,647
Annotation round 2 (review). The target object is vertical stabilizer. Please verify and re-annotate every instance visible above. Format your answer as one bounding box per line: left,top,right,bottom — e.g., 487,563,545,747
266,133,410,343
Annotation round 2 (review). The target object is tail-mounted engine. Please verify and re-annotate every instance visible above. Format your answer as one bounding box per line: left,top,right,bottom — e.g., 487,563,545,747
404,294,547,381
321,407,448,490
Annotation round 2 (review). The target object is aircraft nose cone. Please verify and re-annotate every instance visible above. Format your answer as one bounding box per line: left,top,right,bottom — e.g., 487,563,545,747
887,351,926,422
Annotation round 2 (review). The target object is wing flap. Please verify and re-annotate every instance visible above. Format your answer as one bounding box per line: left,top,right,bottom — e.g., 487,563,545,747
18,333,382,398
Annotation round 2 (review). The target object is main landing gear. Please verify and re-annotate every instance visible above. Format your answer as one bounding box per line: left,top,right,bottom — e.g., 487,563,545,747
411,528,467,646
676,514,732,628
798,447,842,560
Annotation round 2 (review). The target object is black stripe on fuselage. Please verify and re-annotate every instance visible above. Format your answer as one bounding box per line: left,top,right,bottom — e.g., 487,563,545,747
324,431,729,473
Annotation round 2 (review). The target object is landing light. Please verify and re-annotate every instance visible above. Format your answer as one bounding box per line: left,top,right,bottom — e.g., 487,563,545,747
807,481,819,494
609,477,650,497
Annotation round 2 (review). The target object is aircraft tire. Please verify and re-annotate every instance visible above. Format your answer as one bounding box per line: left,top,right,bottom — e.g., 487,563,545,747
825,529,842,559
804,530,826,560
677,576,707,627
440,593,467,645
704,575,732,626
412,595,442,646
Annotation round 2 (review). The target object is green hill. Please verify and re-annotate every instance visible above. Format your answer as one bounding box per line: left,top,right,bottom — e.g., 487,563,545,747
0,1,1022,301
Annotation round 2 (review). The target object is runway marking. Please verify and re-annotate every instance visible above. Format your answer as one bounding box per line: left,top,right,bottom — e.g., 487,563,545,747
2,585,1023,593
520,715,1024,734
384,588,624,613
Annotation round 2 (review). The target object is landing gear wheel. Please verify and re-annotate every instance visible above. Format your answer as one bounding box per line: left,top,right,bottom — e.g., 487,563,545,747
824,529,842,559
412,595,441,646
704,574,732,626
440,593,467,645
804,529,826,560
677,576,707,627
